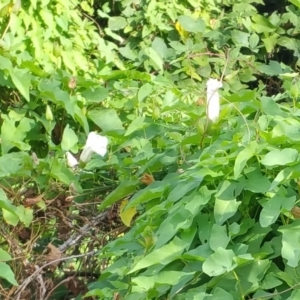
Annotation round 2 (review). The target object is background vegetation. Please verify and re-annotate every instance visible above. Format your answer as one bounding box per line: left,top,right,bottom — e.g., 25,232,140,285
2,0,300,299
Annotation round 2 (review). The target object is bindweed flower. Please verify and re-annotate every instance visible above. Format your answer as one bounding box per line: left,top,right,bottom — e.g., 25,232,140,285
206,78,223,123
79,132,108,163
66,152,79,168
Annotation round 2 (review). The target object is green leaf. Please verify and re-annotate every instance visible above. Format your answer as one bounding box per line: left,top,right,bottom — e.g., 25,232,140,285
132,271,194,291
16,206,34,227
234,141,258,179
279,220,300,267
249,33,260,49
212,288,235,300
126,181,167,209
214,181,242,225
128,237,188,274
61,124,78,152
178,15,206,33
0,188,18,216
1,115,35,154
0,153,32,178
260,194,295,227
0,262,18,285
99,179,139,211
260,148,298,167
125,116,146,136
251,14,276,33
167,177,203,203
257,61,283,76
209,224,230,251
108,16,127,31
202,248,236,276
0,248,12,262
9,68,31,101
144,47,164,71
289,0,300,9
88,109,124,132
138,83,153,102
244,168,271,193
231,30,250,47
82,87,108,103
214,198,241,226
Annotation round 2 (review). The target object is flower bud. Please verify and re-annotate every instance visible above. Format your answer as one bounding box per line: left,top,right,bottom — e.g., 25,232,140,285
206,78,223,123
45,105,53,121
53,42,61,58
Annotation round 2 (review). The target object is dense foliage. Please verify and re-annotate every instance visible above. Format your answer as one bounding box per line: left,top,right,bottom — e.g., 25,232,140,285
2,0,300,299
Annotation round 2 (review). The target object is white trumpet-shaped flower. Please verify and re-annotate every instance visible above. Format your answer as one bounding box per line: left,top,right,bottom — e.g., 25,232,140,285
79,132,108,163
206,78,223,122
66,152,79,168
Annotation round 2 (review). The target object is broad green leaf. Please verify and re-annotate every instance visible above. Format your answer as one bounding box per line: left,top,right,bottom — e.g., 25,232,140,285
82,87,108,103
234,141,258,179
119,199,137,227
244,168,271,193
260,194,295,227
9,68,31,101
262,33,279,53
0,188,18,216
61,124,78,152
249,33,260,49
144,47,163,71
50,158,81,192
108,16,127,31
209,224,230,251
270,165,300,190
1,116,35,154
231,30,250,47
0,262,18,286
3,210,19,226
132,271,194,291
202,248,236,276
214,198,241,225
178,15,206,33
126,181,167,209
0,248,12,262
279,220,300,267
152,37,168,59
289,0,300,9
156,208,193,248
212,288,234,300
138,83,153,102
0,152,32,177
167,177,203,203
99,179,139,211
125,116,146,136
128,237,188,274
214,181,242,225
251,14,276,33
260,148,298,167
88,109,124,132
257,61,283,76
16,206,34,227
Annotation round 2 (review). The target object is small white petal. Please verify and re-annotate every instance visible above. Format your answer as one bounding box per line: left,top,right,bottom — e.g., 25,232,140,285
66,152,79,167
79,146,93,163
206,78,223,122
79,132,109,163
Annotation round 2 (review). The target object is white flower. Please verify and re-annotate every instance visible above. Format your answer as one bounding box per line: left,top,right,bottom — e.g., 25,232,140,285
66,152,79,168
206,78,223,122
79,132,108,163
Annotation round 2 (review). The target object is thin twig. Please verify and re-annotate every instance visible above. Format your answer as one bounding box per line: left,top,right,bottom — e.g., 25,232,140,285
249,282,300,300
44,277,71,300
58,210,108,253
14,250,97,300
